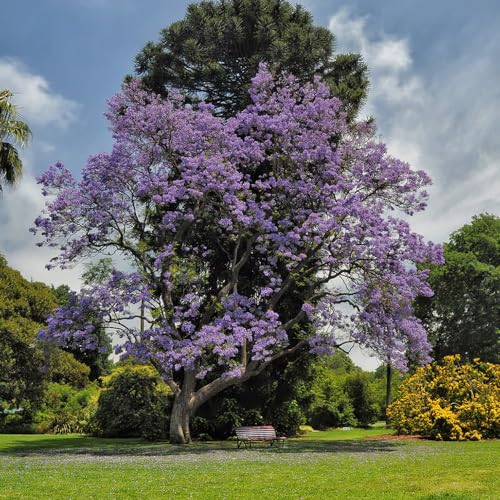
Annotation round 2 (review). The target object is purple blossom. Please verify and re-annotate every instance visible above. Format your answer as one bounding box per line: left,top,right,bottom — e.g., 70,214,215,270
34,65,442,379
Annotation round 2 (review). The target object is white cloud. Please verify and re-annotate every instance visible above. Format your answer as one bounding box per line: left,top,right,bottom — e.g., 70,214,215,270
328,7,500,370
330,8,426,109
328,7,500,246
38,142,56,154
0,58,78,128
0,174,84,290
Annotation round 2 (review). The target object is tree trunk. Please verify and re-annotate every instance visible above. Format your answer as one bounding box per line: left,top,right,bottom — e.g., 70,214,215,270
169,371,196,444
385,363,392,423
166,350,300,443
169,391,192,444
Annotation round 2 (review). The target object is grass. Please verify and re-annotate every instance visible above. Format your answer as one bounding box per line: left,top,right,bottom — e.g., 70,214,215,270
299,421,394,441
0,428,498,499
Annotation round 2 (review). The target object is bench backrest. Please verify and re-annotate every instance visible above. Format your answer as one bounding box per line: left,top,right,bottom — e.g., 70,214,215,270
235,425,277,440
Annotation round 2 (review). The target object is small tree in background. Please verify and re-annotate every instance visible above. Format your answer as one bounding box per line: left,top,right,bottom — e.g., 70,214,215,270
92,364,171,440
53,260,113,381
0,255,89,431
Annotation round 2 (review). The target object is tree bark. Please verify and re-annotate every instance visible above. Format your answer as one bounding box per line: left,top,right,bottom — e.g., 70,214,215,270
169,392,192,443
385,363,392,423
169,370,195,444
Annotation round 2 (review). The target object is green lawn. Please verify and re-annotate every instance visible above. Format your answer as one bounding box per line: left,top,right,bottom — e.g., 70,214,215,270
0,430,498,499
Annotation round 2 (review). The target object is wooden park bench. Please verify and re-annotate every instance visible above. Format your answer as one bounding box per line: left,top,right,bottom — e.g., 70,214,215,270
235,425,285,449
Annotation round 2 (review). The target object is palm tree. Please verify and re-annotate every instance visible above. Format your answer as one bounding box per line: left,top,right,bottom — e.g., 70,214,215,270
0,89,31,191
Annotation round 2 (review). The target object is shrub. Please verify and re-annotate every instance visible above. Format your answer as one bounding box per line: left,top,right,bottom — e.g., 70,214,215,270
270,399,304,436
47,350,91,388
308,391,357,430
387,355,500,440
91,364,171,440
198,399,266,440
305,361,358,429
34,383,99,434
213,398,244,439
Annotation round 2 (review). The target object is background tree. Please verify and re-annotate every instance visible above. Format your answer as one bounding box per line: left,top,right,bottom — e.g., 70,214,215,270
92,363,171,440
0,90,31,191
134,0,368,119
371,362,404,420
52,260,113,381
415,213,499,363
305,352,357,429
34,68,441,443
0,255,89,431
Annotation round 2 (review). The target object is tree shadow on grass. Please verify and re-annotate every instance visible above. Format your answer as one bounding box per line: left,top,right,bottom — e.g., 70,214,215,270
0,436,402,457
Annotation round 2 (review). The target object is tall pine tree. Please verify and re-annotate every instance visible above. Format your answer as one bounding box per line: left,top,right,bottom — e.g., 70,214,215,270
134,0,368,119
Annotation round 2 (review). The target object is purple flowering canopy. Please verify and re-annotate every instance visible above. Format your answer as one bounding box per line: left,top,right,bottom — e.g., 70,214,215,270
33,65,442,442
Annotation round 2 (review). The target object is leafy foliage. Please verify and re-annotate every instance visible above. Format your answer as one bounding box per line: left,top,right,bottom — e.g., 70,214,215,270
91,364,171,440
34,383,99,434
135,0,368,119
0,89,31,191
302,353,398,429
45,348,91,388
343,372,380,427
0,255,89,431
54,282,112,380
371,363,405,418
416,213,499,362
387,355,500,440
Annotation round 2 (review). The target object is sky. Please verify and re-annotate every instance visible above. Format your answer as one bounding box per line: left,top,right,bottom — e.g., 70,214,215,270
1,0,499,369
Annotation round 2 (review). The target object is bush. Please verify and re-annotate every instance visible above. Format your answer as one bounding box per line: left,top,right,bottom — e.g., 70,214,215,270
270,399,304,436
304,360,358,429
212,398,244,439
195,399,266,440
47,349,91,388
34,383,99,434
91,364,171,440
308,391,357,430
387,355,500,440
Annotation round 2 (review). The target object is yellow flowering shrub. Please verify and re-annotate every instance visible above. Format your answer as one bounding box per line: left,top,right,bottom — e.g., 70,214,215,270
387,355,499,440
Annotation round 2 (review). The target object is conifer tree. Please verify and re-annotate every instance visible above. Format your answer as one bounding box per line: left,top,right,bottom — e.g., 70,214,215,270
135,0,368,119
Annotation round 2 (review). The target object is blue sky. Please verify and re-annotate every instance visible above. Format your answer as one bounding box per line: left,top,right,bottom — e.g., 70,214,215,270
1,1,499,368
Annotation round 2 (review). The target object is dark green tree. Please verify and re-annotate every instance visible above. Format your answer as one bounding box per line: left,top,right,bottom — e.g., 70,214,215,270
415,214,500,363
0,255,89,430
304,351,358,429
343,371,379,427
134,0,368,119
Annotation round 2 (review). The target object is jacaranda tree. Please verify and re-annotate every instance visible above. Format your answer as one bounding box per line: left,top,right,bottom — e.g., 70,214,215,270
33,66,442,443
